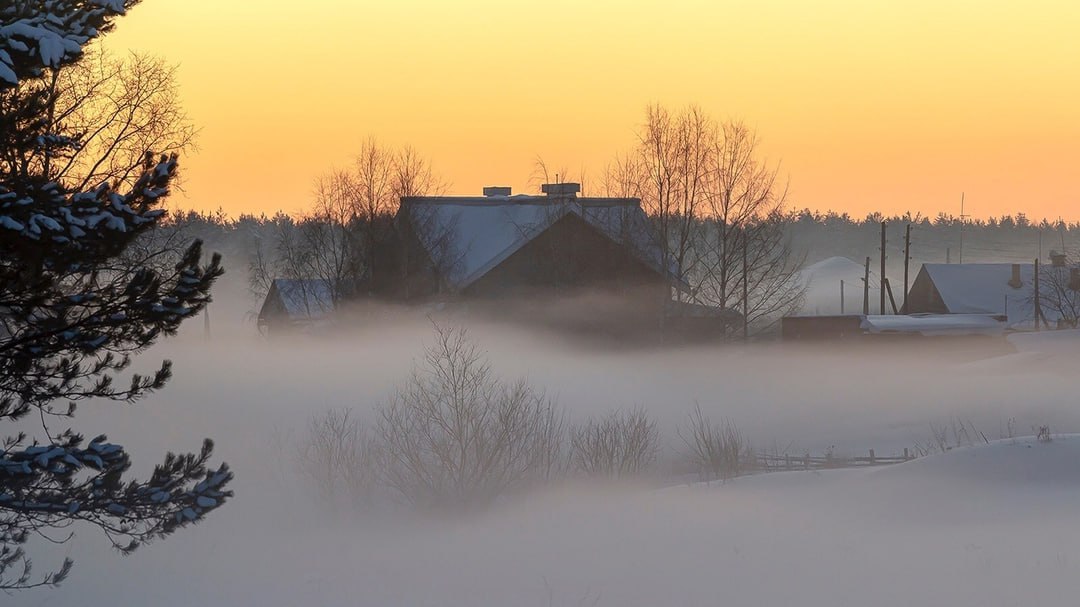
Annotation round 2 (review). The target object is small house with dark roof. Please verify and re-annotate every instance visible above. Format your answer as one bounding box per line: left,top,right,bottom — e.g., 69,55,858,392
257,278,334,335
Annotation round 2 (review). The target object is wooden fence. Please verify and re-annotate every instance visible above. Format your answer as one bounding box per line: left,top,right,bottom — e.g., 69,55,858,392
752,448,915,473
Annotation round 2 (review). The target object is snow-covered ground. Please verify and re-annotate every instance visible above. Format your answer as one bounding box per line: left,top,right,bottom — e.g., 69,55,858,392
12,312,1080,606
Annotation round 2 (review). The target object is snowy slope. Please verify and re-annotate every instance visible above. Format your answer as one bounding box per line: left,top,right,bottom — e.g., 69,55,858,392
13,326,1080,607
20,434,1080,607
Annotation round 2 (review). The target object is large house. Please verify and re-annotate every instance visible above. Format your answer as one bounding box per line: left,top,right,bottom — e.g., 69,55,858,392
258,183,692,338
383,183,683,334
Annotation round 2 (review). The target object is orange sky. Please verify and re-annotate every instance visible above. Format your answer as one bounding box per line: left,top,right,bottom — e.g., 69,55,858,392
105,0,1079,220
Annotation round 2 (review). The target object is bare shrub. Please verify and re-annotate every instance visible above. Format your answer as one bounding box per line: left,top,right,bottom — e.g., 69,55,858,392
570,408,659,479
295,408,378,508
678,405,753,480
913,418,989,457
375,324,566,511
1035,425,1052,443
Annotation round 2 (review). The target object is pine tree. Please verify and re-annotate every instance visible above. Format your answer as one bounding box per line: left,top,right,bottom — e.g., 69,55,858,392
1,1,232,590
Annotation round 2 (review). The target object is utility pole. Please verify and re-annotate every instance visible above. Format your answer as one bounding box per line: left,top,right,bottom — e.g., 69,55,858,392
1034,257,1041,331
203,304,211,340
879,221,887,315
946,247,951,264
863,256,870,315
902,223,911,313
884,278,899,314
742,230,749,343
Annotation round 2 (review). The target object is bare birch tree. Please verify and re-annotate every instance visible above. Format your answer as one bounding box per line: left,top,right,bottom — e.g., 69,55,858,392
45,49,195,191
607,106,804,337
635,104,714,301
691,121,804,337
1035,258,1080,328
250,139,445,302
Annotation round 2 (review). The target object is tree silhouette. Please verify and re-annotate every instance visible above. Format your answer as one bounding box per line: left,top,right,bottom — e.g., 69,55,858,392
1,0,232,590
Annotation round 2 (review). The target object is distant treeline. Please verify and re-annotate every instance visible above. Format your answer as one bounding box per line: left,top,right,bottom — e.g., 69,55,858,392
786,209,1080,274
163,207,1080,281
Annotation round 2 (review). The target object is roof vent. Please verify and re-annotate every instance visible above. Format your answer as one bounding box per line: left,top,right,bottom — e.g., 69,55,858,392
541,183,581,198
483,186,511,197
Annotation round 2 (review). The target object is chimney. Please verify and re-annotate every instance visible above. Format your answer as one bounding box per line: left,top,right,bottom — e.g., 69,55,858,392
1050,250,1067,267
482,186,511,197
541,182,581,198
1008,264,1022,289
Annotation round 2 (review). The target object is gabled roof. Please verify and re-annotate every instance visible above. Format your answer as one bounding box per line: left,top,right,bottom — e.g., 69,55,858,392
920,263,1064,328
260,278,334,322
400,194,677,292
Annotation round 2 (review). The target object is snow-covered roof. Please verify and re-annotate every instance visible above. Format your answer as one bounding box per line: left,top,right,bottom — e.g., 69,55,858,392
861,313,1006,336
797,256,876,315
400,194,676,292
264,279,334,321
921,263,1064,328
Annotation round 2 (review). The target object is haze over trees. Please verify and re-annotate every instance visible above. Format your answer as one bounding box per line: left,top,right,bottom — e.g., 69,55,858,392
0,0,230,590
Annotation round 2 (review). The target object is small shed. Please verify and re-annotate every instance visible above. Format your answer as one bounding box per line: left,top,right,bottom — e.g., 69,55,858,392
781,315,865,341
257,279,334,335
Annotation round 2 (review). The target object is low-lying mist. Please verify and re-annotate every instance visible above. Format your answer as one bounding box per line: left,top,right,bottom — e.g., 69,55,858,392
13,272,1080,606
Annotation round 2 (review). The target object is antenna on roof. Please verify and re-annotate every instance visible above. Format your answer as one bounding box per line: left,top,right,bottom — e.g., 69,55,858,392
958,192,967,264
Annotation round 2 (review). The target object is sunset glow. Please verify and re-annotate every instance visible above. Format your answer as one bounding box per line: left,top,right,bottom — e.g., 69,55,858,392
107,0,1080,220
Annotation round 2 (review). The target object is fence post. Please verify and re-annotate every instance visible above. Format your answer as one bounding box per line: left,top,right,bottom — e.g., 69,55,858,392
869,449,875,464
904,447,909,460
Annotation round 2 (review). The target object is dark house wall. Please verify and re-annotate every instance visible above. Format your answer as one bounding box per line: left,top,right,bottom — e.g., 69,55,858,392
256,284,292,335
464,213,666,300
462,213,671,334
781,315,865,341
382,210,670,336
905,268,949,314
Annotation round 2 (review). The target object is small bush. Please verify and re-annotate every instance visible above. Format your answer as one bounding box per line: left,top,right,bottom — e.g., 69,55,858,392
678,405,752,480
295,408,378,509
913,418,987,456
375,324,566,511
570,408,658,479
1035,425,1052,443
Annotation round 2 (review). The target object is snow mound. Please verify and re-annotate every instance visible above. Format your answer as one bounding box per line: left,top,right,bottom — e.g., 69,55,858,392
1008,328,1080,354
960,329,1080,374
797,256,874,315
871,434,1080,485
803,255,866,277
